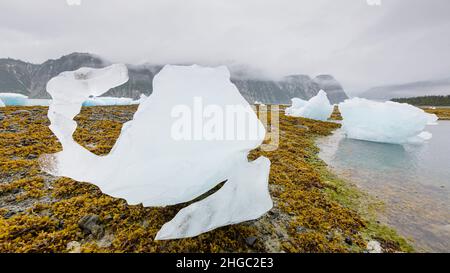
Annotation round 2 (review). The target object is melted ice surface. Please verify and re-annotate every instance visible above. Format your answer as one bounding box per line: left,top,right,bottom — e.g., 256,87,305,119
339,98,438,145
285,90,333,121
43,64,272,240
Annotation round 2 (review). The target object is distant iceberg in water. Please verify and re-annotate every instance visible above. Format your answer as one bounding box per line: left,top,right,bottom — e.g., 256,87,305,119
82,96,134,106
42,64,272,240
285,90,333,121
339,98,438,145
0,93,146,107
0,93,28,106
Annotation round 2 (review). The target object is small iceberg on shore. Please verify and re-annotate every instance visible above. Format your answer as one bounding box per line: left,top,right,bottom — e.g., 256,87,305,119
42,64,272,240
339,98,438,145
285,90,333,121
0,93,28,106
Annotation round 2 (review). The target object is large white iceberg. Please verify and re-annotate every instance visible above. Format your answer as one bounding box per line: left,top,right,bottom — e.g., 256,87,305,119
0,93,28,106
285,90,333,121
43,64,272,240
339,98,438,144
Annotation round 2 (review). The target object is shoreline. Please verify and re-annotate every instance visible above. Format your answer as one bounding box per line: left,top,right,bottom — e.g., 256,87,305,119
316,122,450,253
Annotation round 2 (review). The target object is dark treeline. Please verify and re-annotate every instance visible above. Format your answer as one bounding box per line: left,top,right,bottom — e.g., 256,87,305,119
392,95,450,106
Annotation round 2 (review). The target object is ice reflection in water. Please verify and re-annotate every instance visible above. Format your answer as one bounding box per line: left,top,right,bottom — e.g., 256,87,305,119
318,122,450,252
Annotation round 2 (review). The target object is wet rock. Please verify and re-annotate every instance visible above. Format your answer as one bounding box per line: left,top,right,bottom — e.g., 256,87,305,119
245,236,257,246
96,232,114,248
294,125,309,130
66,241,81,253
5,195,16,203
56,220,65,230
345,236,353,245
78,214,104,239
367,240,382,253
12,110,31,115
3,211,15,219
27,154,38,160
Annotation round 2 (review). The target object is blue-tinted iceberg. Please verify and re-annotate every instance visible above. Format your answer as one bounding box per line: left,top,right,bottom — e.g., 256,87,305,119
339,98,438,144
42,64,272,240
0,99,4,107
285,90,333,121
0,93,28,106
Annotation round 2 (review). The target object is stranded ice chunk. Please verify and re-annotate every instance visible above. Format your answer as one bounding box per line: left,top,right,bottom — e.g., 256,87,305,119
285,98,307,116
285,90,333,121
0,93,28,106
43,64,272,240
0,99,4,107
339,97,438,145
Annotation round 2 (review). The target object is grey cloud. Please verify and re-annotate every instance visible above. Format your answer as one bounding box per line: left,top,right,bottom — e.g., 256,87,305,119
0,0,449,94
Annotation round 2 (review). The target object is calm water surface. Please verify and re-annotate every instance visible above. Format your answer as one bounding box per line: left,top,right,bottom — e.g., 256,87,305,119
317,121,450,252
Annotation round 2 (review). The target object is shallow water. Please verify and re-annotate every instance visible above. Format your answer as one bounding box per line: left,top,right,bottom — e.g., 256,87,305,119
317,121,450,252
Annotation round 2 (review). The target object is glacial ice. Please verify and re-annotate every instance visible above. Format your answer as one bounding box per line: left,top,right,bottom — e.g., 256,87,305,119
0,93,28,106
43,64,272,240
0,99,4,107
285,90,333,121
339,97,438,145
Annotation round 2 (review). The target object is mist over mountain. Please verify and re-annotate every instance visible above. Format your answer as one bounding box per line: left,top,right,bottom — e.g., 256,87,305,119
0,53,348,104
360,78,450,101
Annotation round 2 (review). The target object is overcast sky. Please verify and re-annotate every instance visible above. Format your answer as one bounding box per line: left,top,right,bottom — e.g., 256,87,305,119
1,0,449,94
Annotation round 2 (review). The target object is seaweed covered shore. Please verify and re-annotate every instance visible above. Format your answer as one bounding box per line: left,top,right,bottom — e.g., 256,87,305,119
0,105,411,253
423,107,450,120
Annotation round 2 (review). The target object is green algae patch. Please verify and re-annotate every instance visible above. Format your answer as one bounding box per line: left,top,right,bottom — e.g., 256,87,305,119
0,105,411,252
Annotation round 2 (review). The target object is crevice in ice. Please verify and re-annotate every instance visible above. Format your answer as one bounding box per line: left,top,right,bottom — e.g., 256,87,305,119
42,64,272,240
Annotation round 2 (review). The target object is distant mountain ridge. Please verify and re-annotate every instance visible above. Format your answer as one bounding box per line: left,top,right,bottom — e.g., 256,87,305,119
0,53,348,104
360,78,450,101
